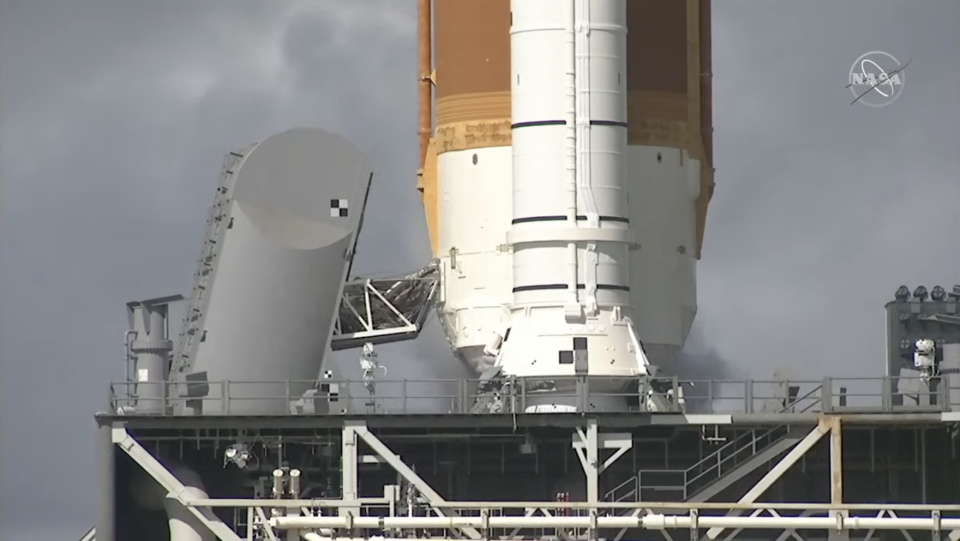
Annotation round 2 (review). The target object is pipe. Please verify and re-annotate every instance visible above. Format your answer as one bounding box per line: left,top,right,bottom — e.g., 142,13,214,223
301,532,338,541
563,0,578,307
272,514,960,531
417,0,432,171
302,536,436,541
124,330,137,383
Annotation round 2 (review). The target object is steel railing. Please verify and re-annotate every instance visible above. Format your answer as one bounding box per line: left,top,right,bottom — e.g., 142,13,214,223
107,375,958,417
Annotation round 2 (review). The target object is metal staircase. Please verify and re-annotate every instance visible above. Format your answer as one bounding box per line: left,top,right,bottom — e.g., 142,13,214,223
604,425,805,504
605,385,823,505
169,147,250,380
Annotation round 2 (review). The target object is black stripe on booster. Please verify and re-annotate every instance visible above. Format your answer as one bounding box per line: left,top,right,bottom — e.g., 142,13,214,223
512,120,566,129
589,120,628,128
511,119,628,129
512,283,631,293
511,215,630,225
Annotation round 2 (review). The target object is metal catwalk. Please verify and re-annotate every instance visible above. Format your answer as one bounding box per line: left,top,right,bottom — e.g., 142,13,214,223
87,374,960,541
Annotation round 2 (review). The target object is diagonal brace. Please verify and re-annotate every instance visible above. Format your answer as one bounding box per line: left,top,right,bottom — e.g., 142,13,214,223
572,431,633,474
706,419,831,539
350,422,482,540
112,427,243,541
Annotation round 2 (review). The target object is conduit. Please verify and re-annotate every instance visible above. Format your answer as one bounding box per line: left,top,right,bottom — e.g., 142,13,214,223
563,0,579,310
417,0,432,170
273,514,960,531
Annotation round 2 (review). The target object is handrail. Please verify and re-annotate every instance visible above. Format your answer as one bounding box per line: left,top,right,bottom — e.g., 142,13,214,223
108,375,955,417
606,383,829,503
681,383,823,488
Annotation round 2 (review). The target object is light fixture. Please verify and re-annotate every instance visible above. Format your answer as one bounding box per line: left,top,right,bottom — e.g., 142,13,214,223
895,285,911,302
932,286,947,301
913,286,929,302
223,443,251,469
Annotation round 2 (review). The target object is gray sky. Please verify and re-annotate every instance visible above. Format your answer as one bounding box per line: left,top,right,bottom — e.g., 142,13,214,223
1,0,958,538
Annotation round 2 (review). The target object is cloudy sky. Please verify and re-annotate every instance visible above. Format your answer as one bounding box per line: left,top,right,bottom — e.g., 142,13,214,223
1,0,958,538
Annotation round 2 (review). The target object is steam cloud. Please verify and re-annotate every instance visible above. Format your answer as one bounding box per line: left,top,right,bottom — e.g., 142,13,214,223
669,326,744,413
672,327,742,381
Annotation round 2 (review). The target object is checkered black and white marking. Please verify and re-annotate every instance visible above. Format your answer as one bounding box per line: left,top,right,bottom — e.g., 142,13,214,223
322,370,334,379
330,198,349,218
559,337,589,373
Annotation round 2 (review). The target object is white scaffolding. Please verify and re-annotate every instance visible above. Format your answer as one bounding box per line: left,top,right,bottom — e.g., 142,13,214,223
86,415,960,541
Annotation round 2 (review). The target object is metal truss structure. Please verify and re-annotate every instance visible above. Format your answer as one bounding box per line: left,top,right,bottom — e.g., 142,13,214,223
89,401,960,541
331,264,439,351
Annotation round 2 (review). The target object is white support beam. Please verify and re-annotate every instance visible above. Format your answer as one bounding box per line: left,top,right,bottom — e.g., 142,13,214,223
111,427,243,541
864,510,916,541
254,507,279,541
573,420,601,504
349,422,482,540
573,421,632,509
706,419,832,539
612,508,644,541
829,417,849,541
340,423,360,519
572,431,633,474
772,509,811,541
77,526,96,541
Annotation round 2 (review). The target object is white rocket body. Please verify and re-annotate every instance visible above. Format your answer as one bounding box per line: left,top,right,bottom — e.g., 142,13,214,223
436,0,700,382
493,0,654,392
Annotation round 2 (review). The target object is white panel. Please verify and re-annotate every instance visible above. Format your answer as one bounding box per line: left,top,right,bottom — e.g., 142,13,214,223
626,145,699,366
437,146,513,373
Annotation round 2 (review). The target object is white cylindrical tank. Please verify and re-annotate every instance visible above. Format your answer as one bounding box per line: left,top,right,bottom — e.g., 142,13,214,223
498,0,652,396
170,128,374,415
425,1,714,378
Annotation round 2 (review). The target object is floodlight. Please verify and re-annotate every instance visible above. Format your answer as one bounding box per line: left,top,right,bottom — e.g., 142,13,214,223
895,285,910,302
932,286,947,301
913,286,929,302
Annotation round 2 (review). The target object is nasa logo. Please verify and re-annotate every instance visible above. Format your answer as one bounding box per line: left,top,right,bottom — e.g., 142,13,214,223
847,51,906,108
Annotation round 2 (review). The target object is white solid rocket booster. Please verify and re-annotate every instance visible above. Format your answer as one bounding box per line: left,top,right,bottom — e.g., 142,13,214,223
495,0,655,393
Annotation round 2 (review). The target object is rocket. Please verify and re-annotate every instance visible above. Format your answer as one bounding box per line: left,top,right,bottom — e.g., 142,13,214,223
418,0,714,410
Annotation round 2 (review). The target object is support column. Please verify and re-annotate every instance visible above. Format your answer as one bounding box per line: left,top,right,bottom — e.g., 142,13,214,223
97,423,116,541
585,419,599,504
341,422,360,518
828,416,848,541
572,422,632,507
